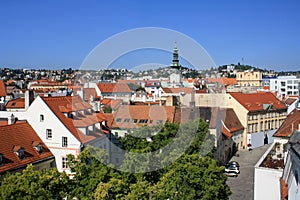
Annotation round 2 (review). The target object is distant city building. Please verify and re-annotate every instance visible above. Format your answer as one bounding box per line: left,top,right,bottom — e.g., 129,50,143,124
236,70,263,87
269,76,300,100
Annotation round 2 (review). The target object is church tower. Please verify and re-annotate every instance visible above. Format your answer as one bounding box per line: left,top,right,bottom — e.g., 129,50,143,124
170,42,181,69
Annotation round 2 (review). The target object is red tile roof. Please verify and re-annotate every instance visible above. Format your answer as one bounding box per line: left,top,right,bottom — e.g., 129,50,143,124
206,77,238,85
110,105,175,129
280,178,288,200
42,96,105,143
0,122,54,173
162,87,193,94
6,98,25,109
274,109,300,137
97,82,131,93
229,92,286,112
101,99,122,109
83,88,96,101
284,97,298,106
0,80,7,97
221,108,244,138
195,89,207,94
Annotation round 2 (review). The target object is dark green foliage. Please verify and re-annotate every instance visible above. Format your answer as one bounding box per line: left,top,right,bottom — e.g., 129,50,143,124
0,119,231,199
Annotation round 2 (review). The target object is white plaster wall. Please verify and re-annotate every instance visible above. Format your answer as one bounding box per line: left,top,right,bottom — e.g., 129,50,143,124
254,167,282,200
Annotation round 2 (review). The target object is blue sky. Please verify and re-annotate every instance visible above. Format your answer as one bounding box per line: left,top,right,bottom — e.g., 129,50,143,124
0,0,300,71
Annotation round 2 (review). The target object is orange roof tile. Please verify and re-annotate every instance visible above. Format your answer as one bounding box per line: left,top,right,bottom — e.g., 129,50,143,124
229,92,286,112
280,178,288,200
0,122,54,173
196,89,207,94
162,87,193,94
274,109,300,137
110,105,175,129
42,96,104,143
0,80,7,97
206,77,237,85
101,99,122,109
221,108,244,138
6,98,25,109
83,88,96,101
97,82,131,93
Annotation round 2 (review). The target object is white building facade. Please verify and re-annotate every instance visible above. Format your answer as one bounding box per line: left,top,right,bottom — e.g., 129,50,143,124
269,76,299,100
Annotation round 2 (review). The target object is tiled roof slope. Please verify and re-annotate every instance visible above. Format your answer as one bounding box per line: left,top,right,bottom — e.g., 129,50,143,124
0,80,6,97
97,83,131,93
274,109,300,137
6,98,25,109
284,97,297,106
221,108,244,138
198,107,244,138
110,105,175,129
162,87,193,94
42,96,104,143
0,122,54,173
229,92,286,112
206,77,238,85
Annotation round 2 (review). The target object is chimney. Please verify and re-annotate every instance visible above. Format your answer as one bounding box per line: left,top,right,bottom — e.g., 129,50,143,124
8,114,15,125
25,90,34,109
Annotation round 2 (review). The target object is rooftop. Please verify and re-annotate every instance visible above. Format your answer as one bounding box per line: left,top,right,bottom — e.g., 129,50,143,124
274,108,300,138
0,80,6,97
42,95,106,143
229,92,286,112
0,122,54,174
97,82,131,93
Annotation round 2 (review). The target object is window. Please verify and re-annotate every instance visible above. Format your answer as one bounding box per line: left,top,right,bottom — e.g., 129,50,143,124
46,129,52,139
116,118,122,122
13,147,25,160
40,114,44,122
0,153,3,165
115,132,118,138
132,119,138,123
62,137,68,147
124,118,130,123
33,142,43,154
139,119,148,123
62,157,67,169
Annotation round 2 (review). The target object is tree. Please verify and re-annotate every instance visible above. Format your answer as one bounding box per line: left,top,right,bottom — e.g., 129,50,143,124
0,164,70,199
152,154,231,200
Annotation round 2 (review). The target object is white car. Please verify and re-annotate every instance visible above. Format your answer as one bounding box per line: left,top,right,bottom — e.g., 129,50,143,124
225,166,240,174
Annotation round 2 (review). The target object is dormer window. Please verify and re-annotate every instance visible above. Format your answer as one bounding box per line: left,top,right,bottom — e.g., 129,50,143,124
13,146,25,160
32,141,43,154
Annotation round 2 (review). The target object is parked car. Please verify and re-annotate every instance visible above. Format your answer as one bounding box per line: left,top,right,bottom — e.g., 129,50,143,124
225,161,240,169
225,166,240,174
224,171,238,177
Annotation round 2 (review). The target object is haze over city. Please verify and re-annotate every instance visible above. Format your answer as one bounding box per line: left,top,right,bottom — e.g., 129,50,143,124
1,0,300,71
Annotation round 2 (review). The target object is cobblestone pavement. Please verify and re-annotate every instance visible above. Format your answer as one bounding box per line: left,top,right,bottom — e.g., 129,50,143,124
226,144,271,200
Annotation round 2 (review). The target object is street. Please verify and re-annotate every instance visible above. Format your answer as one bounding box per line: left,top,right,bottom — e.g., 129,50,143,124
226,144,271,200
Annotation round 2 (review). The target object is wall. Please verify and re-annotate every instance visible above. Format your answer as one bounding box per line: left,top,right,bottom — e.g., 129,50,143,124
254,167,282,200
254,143,283,200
